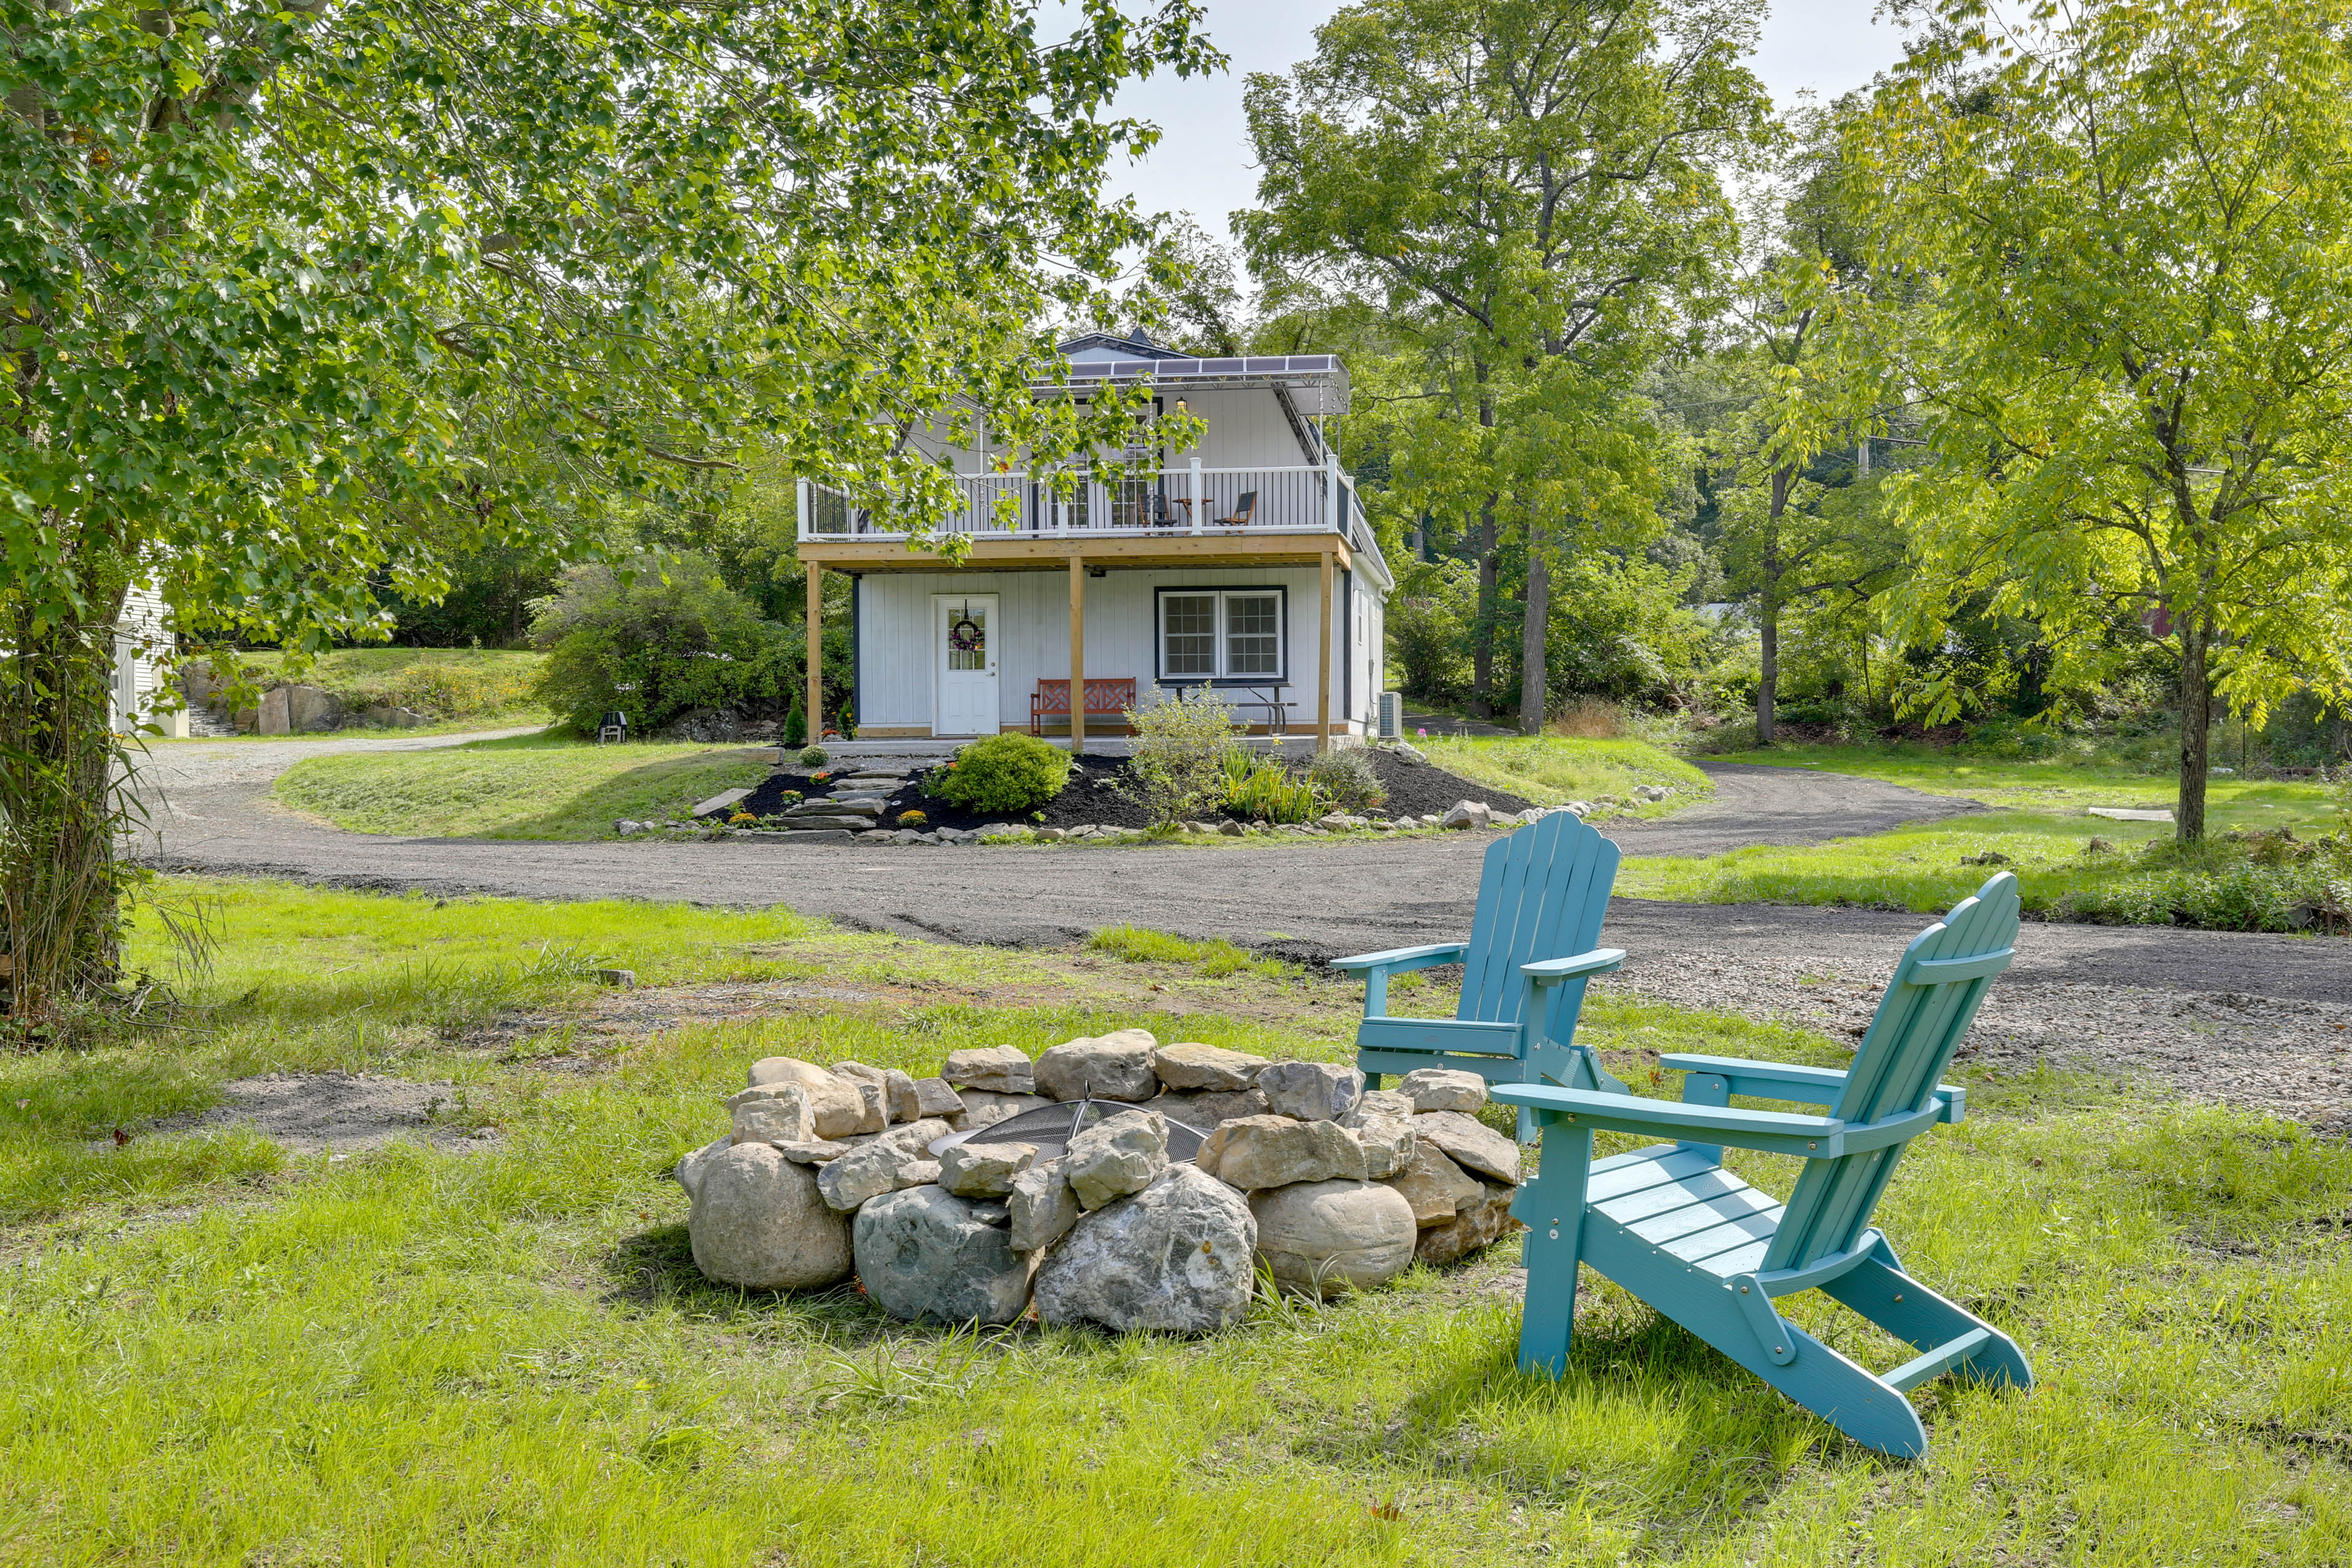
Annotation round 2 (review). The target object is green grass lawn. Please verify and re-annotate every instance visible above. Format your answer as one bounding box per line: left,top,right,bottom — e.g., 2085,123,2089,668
1635,743,2352,932
1419,735,1714,815
273,731,769,839
1,878,2346,1562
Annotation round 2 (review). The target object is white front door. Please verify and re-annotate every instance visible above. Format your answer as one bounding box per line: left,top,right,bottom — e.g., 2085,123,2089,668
933,594,1000,736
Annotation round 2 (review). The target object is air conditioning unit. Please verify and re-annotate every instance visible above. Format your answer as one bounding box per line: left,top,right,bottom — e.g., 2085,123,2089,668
1378,690,1403,741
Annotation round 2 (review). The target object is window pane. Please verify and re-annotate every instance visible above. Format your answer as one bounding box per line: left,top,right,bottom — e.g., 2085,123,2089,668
1225,594,1280,675
945,603,987,671
1163,595,1216,676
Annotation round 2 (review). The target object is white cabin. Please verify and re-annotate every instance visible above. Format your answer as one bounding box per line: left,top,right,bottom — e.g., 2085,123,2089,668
797,333,1393,749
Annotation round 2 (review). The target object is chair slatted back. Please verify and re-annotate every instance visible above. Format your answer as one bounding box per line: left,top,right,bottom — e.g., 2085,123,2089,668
1763,873,2022,1273
1456,813,1621,1045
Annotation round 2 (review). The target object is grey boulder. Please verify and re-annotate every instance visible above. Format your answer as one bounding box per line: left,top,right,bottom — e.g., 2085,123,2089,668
1414,1178,1525,1265
729,1085,813,1145
1064,1109,1168,1209
913,1077,967,1118
940,1140,1038,1199
1194,1114,1357,1190
688,1143,854,1291
952,1088,1055,1132
1150,1042,1269,1092
1257,1060,1365,1123
673,1135,733,1197
1032,1166,1257,1333
814,1120,951,1212
1410,1110,1522,1183
1396,1068,1488,1114
1033,1029,1161,1102
1144,1087,1271,1132
746,1055,869,1139
1008,1158,1081,1253
1249,1178,1419,1296
942,1045,1035,1094
1385,1140,1483,1226
852,1186,1035,1325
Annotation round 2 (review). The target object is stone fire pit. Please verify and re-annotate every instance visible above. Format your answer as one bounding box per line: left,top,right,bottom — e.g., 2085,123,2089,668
672,1030,1526,1331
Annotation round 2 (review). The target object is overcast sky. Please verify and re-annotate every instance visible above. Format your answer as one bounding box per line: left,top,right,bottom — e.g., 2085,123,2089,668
1081,0,1913,235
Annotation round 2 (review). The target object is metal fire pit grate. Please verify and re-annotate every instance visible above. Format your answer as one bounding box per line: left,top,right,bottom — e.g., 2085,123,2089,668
929,1096,1205,1164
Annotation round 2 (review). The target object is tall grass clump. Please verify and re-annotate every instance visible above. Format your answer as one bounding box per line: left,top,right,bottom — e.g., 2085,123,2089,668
1122,690,1242,826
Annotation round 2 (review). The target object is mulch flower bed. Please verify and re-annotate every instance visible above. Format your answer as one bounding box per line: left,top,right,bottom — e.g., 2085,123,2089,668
734,747,1535,833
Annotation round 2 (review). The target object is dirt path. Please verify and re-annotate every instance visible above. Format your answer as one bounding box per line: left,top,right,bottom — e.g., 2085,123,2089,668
132,746,2352,1125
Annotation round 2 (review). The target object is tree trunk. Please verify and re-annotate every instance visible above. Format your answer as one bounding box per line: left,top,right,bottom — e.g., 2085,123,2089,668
1,591,132,1022
1753,466,1790,745
2176,620,2212,842
1521,530,1549,735
1468,375,1499,718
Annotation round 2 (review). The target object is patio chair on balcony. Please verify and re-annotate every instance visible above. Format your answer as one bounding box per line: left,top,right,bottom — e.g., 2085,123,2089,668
1212,491,1259,528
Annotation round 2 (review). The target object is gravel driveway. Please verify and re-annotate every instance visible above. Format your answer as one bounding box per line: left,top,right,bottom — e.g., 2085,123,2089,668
134,734,2352,1127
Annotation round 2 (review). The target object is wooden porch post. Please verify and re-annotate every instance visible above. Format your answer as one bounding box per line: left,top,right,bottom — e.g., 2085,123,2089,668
1317,546,1335,753
805,561,824,740
1068,552,1087,756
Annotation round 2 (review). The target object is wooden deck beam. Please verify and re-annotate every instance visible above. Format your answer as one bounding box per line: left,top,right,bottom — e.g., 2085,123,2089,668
805,560,823,741
1317,546,1335,753
797,532,1352,573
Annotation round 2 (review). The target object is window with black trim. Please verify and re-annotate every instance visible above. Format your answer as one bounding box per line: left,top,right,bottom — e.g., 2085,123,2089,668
1156,589,1287,681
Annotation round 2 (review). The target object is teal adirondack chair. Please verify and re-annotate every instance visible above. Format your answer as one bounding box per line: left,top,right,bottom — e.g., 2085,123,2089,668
1494,872,2030,1458
1332,812,1628,1132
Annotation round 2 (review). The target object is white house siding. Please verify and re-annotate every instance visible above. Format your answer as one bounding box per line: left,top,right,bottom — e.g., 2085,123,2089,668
853,565,1363,737
111,581,187,737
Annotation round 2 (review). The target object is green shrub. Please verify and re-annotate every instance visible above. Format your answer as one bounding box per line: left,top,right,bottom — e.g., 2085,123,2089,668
928,733,1071,814
1123,690,1242,826
799,744,829,769
1222,750,1326,824
784,702,807,747
1306,747,1387,813
531,554,793,735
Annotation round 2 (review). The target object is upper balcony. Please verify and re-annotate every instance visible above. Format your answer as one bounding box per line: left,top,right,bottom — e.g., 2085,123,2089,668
798,456,1376,557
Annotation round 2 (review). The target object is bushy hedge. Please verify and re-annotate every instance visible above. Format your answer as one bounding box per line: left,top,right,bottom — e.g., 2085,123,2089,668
532,554,793,735
927,732,1072,814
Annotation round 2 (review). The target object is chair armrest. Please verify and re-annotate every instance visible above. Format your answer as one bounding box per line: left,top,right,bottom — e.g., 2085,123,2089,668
1659,1053,1967,1123
1520,948,1626,987
1493,1083,1847,1158
1331,942,1467,975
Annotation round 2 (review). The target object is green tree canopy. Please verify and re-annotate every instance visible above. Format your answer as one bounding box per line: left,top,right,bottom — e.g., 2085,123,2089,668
0,0,1211,1014
1238,0,1771,727
1853,0,2352,839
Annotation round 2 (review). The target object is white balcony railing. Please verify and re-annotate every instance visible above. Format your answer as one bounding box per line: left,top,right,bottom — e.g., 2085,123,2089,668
798,457,1374,556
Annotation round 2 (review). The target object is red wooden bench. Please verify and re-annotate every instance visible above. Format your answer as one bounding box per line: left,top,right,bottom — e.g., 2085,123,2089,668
1030,677,1137,736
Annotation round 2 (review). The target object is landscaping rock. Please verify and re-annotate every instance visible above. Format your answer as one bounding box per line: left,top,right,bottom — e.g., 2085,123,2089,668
1441,800,1493,830
1008,1159,1081,1253
851,1186,1035,1325
1257,1060,1365,1122
815,1127,945,1212
673,1135,733,1197
834,1075,888,1136
1414,1178,1523,1265
828,1064,919,1123
1034,1029,1161,1102
952,1088,1055,1132
897,1160,940,1188
688,1143,853,1291
692,786,754,820
1064,1109,1169,1209
1340,1108,1417,1180
943,1045,1035,1094
1396,1068,1488,1114
747,1057,870,1140
1385,1141,1483,1226
1218,820,1246,837
729,1085,814,1145
1144,1087,1271,1132
1343,1088,1416,1124
771,1139,853,1165
1150,1042,1270,1092
913,1077,966,1119
1032,1166,1256,1333
1249,1178,1418,1296
1194,1114,1358,1190
940,1140,1038,1198
1410,1110,1522,1183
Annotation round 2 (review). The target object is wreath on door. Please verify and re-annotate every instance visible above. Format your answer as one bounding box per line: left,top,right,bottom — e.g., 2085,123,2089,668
948,613,984,653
